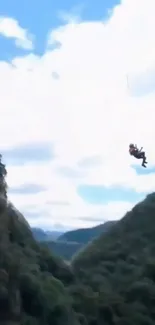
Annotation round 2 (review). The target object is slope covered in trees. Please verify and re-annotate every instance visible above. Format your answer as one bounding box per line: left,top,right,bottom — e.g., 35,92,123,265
58,221,116,244
72,193,155,324
0,208,80,325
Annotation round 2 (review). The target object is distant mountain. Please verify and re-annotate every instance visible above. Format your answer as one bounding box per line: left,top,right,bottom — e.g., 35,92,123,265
45,230,64,240
58,221,117,244
44,221,117,260
46,240,83,261
32,227,64,241
32,227,47,241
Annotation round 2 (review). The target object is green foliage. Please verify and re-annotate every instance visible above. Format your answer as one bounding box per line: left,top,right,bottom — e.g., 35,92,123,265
71,193,155,324
0,219,79,325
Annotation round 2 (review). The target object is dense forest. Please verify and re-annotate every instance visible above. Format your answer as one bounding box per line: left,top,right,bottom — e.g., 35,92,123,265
1,154,155,324
72,192,155,324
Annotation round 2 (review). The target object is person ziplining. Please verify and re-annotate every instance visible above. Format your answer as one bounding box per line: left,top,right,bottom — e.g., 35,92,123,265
129,144,148,168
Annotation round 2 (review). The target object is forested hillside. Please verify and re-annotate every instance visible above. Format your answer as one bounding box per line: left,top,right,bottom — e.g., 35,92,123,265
58,221,116,244
72,192,155,324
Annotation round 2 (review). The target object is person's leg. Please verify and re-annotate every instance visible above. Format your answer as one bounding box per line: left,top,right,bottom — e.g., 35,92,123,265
134,151,147,167
142,152,147,164
141,152,147,167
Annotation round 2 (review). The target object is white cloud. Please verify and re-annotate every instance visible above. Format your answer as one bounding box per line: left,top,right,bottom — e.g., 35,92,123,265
0,17,33,49
9,188,135,230
0,0,155,228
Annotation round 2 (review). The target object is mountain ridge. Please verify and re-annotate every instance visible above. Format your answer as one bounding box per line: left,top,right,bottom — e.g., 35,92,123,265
71,192,155,324
32,227,64,241
41,221,117,260
58,221,117,244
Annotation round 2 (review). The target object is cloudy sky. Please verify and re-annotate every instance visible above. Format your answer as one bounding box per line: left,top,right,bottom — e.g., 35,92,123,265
0,0,155,230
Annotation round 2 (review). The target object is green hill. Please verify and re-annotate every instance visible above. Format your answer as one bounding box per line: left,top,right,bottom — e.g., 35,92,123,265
58,221,116,244
71,192,155,325
44,222,116,261
45,240,83,261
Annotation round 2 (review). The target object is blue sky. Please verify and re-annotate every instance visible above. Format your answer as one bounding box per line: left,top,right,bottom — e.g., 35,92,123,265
0,0,120,59
0,0,155,230
77,185,145,204
1,141,54,165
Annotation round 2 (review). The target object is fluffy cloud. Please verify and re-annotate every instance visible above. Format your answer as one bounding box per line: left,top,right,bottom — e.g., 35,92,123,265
1,0,155,228
0,17,33,49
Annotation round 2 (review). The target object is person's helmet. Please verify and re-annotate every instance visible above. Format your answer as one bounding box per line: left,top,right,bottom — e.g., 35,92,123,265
129,143,134,148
